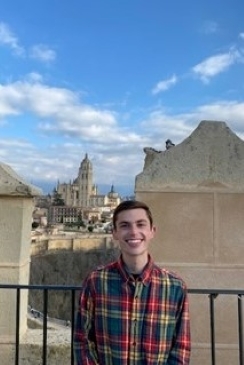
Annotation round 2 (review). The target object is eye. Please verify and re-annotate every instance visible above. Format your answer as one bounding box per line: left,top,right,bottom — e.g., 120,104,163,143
119,223,129,228
137,222,147,228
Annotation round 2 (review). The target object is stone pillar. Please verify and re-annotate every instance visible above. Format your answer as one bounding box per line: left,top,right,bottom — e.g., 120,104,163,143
0,162,41,356
135,121,244,364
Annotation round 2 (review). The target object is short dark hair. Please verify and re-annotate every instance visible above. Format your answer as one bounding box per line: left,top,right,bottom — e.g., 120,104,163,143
112,200,153,229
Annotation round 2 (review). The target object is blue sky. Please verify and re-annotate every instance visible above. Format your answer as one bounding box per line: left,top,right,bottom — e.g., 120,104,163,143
1,0,244,196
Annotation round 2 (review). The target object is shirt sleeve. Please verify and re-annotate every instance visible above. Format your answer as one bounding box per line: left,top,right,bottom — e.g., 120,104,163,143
167,286,191,365
73,278,99,365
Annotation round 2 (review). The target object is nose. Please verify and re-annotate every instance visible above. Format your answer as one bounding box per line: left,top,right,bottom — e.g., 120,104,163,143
129,223,138,235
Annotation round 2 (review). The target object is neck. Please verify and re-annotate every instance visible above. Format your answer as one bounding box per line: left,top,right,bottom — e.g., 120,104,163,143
122,253,149,274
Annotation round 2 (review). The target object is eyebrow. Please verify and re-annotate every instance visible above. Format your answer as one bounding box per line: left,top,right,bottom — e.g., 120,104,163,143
118,219,148,226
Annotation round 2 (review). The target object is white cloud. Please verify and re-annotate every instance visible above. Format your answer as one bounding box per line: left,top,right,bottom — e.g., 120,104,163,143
29,44,56,63
0,79,147,147
0,78,151,190
0,22,24,56
239,32,244,40
0,22,56,63
192,49,242,83
152,74,178,94
138,100,244,155
195,101,244,128
25,72,44,83
1,77,244,194
201,21,219,35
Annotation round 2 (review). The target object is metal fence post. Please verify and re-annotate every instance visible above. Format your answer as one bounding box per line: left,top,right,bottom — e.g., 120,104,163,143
238,294,243,365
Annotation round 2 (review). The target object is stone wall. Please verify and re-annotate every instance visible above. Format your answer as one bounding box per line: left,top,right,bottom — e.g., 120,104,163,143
135,120,244,364
31,233,114,256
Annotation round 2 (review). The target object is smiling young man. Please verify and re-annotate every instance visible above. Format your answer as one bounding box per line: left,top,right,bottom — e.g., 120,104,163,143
74,200,191,365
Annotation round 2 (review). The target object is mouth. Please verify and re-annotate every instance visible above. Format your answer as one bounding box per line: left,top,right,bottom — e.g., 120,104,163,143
126,239,143,247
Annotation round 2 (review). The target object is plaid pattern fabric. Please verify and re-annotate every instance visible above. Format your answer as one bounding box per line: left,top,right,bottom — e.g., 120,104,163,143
74,255,191,364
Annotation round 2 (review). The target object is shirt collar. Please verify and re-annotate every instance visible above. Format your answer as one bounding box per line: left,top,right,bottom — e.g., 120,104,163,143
117,254,154,286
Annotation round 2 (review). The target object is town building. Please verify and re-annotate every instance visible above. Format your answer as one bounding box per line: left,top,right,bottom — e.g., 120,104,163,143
48,206,83,225
49,154,121,224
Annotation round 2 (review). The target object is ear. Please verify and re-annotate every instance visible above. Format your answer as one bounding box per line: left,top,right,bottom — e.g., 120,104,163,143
151,225,156,238
112,228,118,241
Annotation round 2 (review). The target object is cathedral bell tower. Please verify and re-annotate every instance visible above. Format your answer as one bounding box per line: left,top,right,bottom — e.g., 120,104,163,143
77,153,93,207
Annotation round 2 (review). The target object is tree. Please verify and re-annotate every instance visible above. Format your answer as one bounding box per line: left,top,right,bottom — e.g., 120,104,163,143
52,189,65,206
77,211,83,229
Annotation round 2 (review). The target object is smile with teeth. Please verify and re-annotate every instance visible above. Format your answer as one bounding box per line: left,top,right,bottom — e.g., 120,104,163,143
126,239,143,247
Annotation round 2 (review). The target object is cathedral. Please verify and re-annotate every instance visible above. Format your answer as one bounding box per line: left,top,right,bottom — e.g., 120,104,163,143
56,154,121,209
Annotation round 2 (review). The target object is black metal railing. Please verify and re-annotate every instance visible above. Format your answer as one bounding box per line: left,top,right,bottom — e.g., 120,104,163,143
0,285,243,365
0,284,79,365
189,289,244,365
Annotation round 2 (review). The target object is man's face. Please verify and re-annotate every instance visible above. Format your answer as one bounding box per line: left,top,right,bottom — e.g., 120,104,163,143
112,208,156,259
